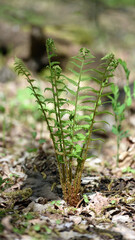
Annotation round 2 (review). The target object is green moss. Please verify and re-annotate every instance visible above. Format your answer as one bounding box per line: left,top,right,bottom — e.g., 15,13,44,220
1,188,32,208
1,188,32,199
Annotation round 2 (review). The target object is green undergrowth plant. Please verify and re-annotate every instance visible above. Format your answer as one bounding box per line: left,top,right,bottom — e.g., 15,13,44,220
15,38,119,206
109,59,134,167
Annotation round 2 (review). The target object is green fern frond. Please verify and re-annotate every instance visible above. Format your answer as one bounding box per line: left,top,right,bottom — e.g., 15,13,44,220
94,120,110,125
68,68,80,76
63,75,78,86
92,128,106,133
76,105,95,111
14,57,31,77
66,87,76,96
70,61,81,68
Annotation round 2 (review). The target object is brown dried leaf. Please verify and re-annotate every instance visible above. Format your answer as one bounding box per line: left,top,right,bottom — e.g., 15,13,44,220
89,192,109,215
1,216,13,231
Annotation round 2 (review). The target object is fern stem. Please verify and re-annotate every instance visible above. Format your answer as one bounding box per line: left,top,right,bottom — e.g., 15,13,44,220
46,44,67,183
46,44,59,126
54,74,69,183
115,114,120,167
69,57,85,182
75,59,113,190
46,42,70,186
24,74,64,184
84,87,103,160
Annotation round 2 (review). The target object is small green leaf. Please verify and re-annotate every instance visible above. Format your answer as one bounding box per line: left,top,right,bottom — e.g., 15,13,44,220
38,139,46,144
94,120,110,125
43,225,52,233
118,58,130,80
96,111,113,116
117,104,125,114
133,81,135,98
119,130,129,140
13,227,25,234
83,194,89,203
26,147,37,153
0,105,5,113
127,96,132,106
70,61,81,68
56,220,61,224
24,213,34,220
124,85,132,106
112,125,118,135
92,128,106,133
71,56,82,62
91,138,104,142
75,144,82,152
77,105,94,111
33,224,40,231
44,87,53,93
111,200,116,204
66,87,76,96
68,68,80,76
32,131,37,139
51,200,61,205
122,167,135,174
64,75,78,86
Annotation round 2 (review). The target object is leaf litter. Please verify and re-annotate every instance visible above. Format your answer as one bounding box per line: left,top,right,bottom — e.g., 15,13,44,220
1,134,135,240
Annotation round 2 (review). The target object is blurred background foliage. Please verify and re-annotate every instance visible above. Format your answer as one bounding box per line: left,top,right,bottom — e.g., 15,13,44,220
0,0,135,56
0,0,135,26
0,0,135,132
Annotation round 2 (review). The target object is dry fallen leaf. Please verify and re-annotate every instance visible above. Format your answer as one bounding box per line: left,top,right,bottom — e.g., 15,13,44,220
1,216,13,231
88,192,109,215
69,216,82,225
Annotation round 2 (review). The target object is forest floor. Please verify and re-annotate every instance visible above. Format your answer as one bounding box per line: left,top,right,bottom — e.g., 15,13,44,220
0,5,135,240
1,56,135,240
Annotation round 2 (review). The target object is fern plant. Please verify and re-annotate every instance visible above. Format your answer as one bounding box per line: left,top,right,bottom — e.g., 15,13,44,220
14,39,118,206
